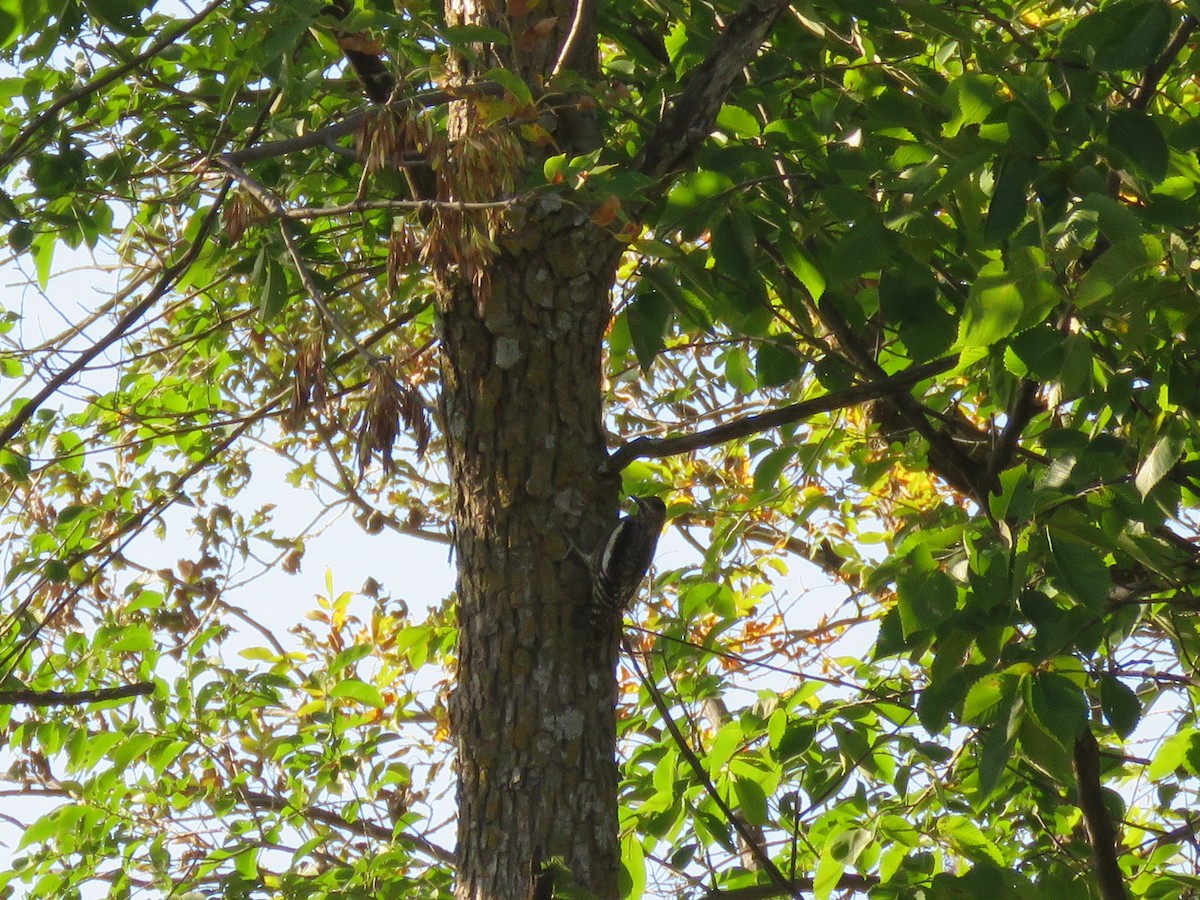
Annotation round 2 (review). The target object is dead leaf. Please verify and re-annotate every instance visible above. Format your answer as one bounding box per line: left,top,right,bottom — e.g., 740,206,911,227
590,195,621,227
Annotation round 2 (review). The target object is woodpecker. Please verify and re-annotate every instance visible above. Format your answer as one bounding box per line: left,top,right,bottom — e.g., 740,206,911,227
585,495,667,632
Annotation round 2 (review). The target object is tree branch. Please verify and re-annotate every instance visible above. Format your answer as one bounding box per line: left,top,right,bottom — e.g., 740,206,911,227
606,356,956,471
0,182,229,452
239,788,456,866
0,682,153,707
218,84,506,166
1130,14,1198,111
0,0,226,175
637,0,791,177
1073,728,1129,900
623,637,802,899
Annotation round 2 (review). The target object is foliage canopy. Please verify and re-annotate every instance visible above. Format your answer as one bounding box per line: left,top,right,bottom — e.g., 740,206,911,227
1,0,1199,897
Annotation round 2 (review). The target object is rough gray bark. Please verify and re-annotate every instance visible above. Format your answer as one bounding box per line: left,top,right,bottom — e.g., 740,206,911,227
435,0,793,893
439,201,622,897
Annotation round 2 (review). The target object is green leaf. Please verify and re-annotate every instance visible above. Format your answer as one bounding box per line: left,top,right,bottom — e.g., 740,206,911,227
896,567,956,638
1099,675,1141,738
7,220,32,253
0,8,19,48
771,719,815,762
626,289,671,371
1108,109,1169,182
813,840,847,900
1045,531,1111,609
482,66,533,106
440,24,510,46
1135,427,1186,498
777,235,825,300
619,832,646,899
878,267,955,360
257,254,288,321
985,155,1034,245
753,446,792,492
715,104,760,138
84,0,147,34
329,678,386,708
1064,0,1172,72
665,170,735,238
962,674,1016,726
109,624,154,653
977,725,1016,798
1148,728,1194,780
755,341,803,387
1075,236,1160,310
826,219,890,285
732,777,769,826
937,815,1005,865
1005,326,1065,380
239,646,279,662
707,722,743,775
711,211,755,284
956,249,1058,348
31,235,54,290
1025,672,1087,751
943,73,1000,136
723,346,756,394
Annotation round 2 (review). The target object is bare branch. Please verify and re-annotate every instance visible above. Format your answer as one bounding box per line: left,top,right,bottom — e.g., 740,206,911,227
240,789,456,866
606,357,956,471
637,0,791,177
0,682,153,707
1073,728,1129,900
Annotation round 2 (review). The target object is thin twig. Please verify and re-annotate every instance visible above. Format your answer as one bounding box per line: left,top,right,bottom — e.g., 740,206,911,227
0,181,229,452
213,156,387,367
551,0,595,77
287,197,516,219
239,788,456,866
0,0,226,174
622,636,802,899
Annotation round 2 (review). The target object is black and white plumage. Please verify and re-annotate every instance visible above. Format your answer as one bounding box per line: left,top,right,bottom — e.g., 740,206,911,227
586,495,667,632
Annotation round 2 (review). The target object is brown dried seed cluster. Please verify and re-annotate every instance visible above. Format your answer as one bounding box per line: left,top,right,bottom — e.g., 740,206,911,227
285,338,328,431
387,223,421,298
357,108,441,177
222,194,252,244
423,125,524,306
356,361,431,475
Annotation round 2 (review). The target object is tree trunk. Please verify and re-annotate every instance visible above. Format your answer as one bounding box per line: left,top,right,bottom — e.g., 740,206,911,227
436,3,622,893
439,202,622,897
